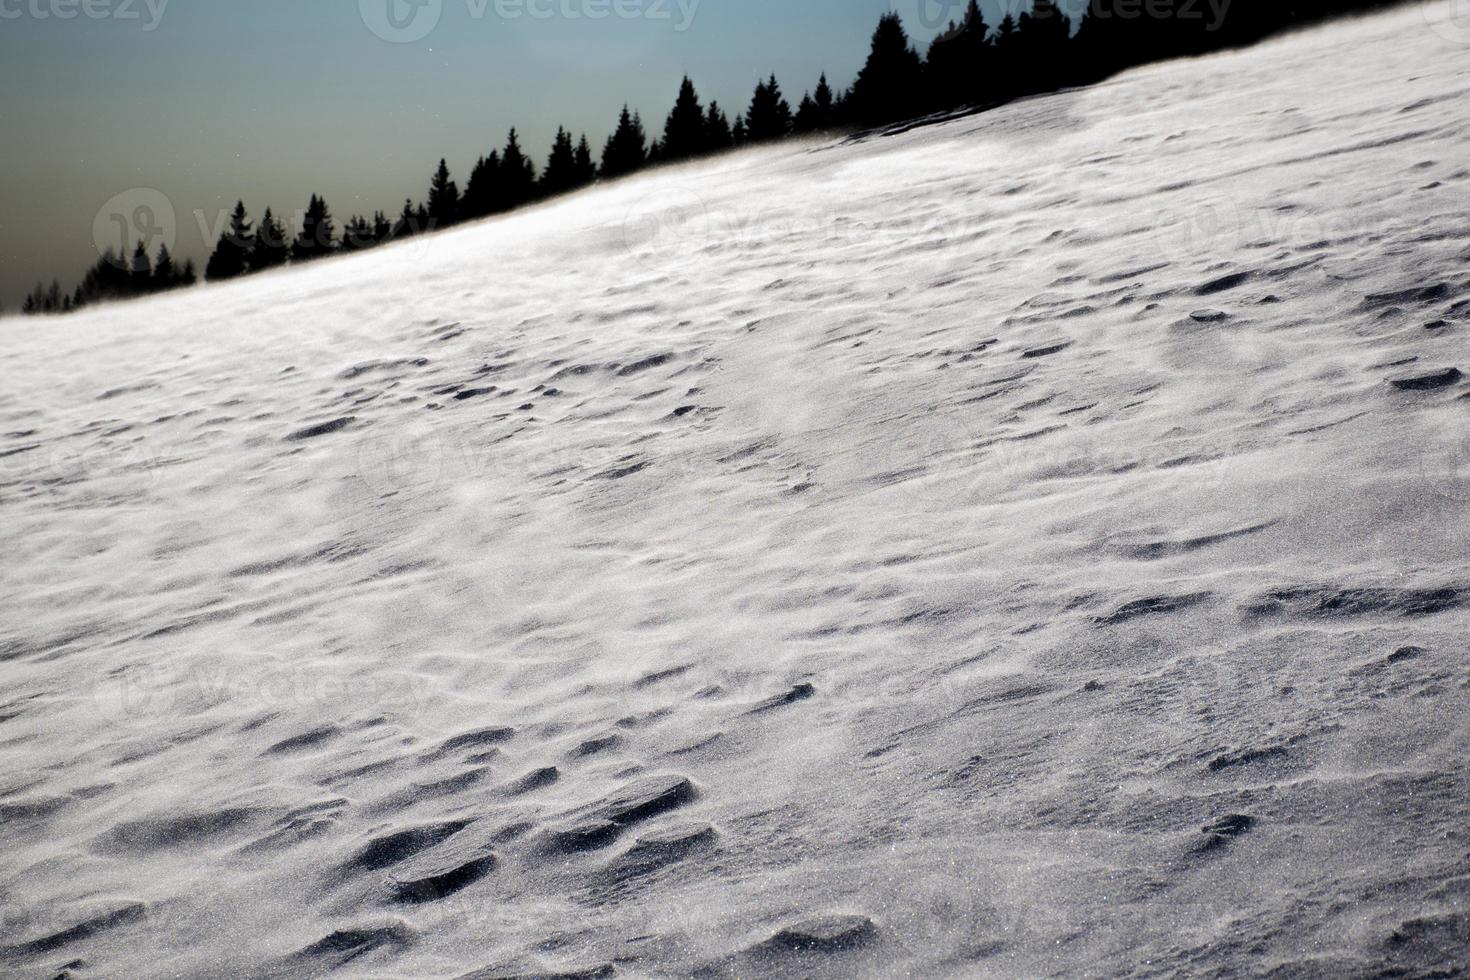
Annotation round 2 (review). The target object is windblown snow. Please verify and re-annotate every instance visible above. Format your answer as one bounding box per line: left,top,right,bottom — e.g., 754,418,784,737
3,5,1470,977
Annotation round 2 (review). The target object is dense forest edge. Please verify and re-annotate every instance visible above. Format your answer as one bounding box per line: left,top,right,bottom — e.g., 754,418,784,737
14,0,1412,317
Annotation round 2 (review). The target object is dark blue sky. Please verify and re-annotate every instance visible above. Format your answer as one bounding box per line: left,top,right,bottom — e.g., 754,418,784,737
0,0,1067,308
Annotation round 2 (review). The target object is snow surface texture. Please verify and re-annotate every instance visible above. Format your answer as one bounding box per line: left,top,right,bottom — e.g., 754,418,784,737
3,6,1470,978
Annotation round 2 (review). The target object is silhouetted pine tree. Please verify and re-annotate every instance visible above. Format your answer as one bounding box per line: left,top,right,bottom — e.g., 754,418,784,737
927,2,993,108
340,215,375,253
794,73,837,132
178,259,198,286
662,76,708,161
373,211,392,243
499,129,538,210
392,199,418,238
205,201,254,281
541,127,580,195
573,134,597,186
76,249,129,303
428,159,461,226
795,92,818,132
705,101,733,149
292,194,336,262
40,280,63,313
462,153,500,220
846,13,925,126
745,75,793,142
600,105,648,179
152,243,176,288
1014,0,1073,93
732,114,747,144
128,240,152,292
253,207,289,270
1071,1,1171,81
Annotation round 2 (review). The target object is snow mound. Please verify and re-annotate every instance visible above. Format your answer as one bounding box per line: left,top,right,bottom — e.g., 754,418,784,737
2,5,1469,976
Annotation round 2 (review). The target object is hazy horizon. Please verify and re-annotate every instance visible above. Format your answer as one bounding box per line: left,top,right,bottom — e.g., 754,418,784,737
0,0,1064,311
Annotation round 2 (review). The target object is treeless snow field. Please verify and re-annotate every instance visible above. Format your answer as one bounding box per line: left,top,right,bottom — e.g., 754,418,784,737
2,5,1469,977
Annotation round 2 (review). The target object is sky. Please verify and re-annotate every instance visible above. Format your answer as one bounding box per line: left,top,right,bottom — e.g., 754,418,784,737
0,0,1066,310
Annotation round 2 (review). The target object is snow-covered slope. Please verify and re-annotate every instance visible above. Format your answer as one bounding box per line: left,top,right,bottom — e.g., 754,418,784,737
3,6,1469,977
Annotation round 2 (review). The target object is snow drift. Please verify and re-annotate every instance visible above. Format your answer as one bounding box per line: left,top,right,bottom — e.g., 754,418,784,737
2,5,1469,977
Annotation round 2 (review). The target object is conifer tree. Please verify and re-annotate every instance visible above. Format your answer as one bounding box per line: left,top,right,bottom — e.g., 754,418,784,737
129,240,152,291
205,201,254,281
76,249,128,303
992,13,1021,98
462,153,500,220
1014,0,1073,93
846,13,926,126
745,74,793,142
927,2,993,108
427,159,461,226
600,105,648,179
499,129,538,210
541,127,580,196
340,215,374,253
705,101,733,149
572,134,597,186
253,207,289,270
152,242,176,289
662,76,708,161
291,194,336,263
794,76,836,134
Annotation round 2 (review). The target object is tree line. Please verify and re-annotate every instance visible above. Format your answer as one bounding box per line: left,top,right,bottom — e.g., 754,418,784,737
22,242,196,315
19,0,1410,316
